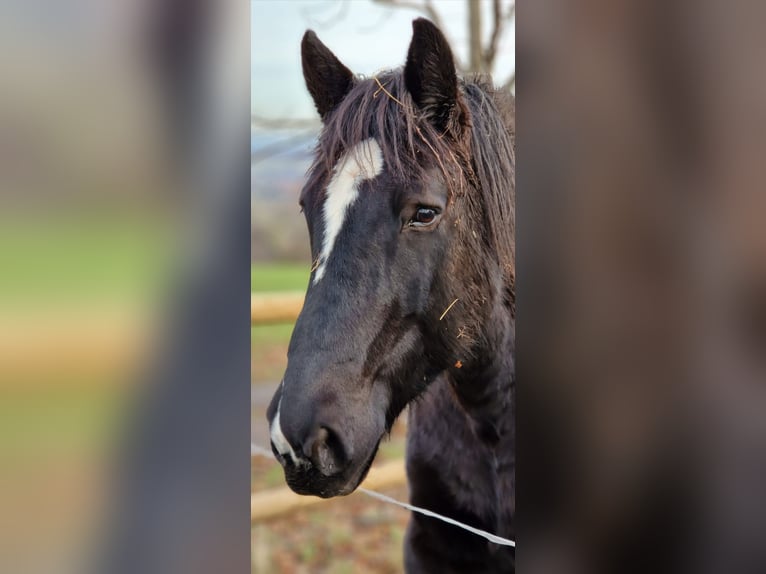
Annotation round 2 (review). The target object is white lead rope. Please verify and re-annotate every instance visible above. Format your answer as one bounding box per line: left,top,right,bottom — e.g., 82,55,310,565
251,442,515,548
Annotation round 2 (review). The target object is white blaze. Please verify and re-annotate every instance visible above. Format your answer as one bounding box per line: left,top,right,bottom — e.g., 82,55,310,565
269,398,301,465
313,138,384,284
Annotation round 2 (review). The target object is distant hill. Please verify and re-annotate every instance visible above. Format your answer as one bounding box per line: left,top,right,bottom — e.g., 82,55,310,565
251,129,318,203
252,129,316,261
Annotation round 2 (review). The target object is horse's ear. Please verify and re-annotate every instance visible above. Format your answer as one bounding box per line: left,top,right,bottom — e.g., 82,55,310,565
301,30,354,121
404,18,467,137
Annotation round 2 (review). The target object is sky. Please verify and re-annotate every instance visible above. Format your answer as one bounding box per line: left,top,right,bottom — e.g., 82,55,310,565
251,0,515,122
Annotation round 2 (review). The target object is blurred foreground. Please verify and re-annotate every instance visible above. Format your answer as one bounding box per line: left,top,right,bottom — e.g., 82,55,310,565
519,0,766,572
0,1,250,573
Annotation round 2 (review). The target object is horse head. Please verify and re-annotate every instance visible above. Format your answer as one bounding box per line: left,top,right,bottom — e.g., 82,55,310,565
267,18,513,498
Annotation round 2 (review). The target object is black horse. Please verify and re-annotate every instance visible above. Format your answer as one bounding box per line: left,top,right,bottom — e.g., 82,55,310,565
266,19,515,573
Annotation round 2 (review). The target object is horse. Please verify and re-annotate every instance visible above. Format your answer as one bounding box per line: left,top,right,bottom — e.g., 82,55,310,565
266,18,515,573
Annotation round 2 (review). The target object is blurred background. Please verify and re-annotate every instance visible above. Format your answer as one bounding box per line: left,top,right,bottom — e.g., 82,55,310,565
250,1,514,572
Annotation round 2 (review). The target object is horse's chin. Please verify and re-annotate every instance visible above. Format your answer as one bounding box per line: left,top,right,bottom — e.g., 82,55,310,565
282,441,379,498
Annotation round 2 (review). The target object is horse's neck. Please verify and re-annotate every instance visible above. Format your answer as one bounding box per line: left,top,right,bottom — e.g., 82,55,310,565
450,362,513,447
449,309,514,445
410,319,515,538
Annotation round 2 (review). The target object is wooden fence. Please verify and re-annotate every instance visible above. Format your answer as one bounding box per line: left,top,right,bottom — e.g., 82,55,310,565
251,292,304,325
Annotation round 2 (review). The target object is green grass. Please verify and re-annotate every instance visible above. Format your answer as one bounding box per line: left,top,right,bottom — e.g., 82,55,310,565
264,464,286,488
250,263,306,381
251,263,310,293
332,561,356,574
251,323,294,345
298,541,318,563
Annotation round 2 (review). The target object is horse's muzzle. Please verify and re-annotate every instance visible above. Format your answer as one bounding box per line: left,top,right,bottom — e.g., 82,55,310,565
265,439,373,499
266,383,379,498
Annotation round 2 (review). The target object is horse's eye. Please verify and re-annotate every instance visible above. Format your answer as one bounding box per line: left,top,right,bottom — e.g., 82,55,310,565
410,207,438,227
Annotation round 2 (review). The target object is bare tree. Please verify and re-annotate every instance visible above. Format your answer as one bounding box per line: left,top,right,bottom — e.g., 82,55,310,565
373,0,514,86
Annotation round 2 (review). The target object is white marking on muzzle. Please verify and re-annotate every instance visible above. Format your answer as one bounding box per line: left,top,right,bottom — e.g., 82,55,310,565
313,138,383,284
269,399,301,466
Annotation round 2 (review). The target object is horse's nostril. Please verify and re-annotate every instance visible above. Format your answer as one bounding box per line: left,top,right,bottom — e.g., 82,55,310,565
305,426,347,477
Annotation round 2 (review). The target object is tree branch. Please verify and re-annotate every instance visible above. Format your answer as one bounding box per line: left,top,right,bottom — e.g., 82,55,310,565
483,0,515,75
371,0,466,72
483,0,504,72
301,0,350,30
506,2,515,22
372,0,445,33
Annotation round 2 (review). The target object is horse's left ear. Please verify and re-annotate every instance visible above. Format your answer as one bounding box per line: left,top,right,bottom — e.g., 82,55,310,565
404,18,468,137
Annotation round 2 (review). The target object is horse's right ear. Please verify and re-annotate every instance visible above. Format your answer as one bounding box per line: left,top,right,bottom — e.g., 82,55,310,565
301,30,354,121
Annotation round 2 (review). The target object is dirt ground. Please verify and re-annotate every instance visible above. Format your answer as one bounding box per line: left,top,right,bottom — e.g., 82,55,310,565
253,378,411,574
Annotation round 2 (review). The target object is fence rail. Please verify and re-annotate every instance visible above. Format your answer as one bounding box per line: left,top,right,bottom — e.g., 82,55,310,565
251,292,304,325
